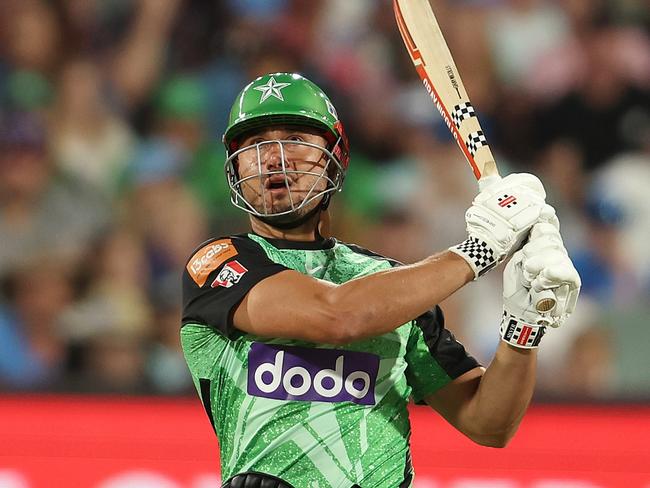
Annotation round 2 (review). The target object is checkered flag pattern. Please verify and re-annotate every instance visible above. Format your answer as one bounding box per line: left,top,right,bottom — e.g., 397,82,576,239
450,236,497,278
452,102,476,128
465,131,488,156
500,312,546,349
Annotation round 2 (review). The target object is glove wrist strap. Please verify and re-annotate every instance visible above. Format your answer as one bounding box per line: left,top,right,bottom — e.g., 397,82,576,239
500,311,546,349
449,236,498,279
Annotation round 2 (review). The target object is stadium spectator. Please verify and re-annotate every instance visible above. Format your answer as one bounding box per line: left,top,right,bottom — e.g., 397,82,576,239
0,111,111,277
0,258,75,388
50,58,136,196
0,0,647,403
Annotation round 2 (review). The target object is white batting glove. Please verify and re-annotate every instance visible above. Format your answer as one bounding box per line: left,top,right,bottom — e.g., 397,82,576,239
500,223,581,349
450,173,559,279
521,223,581,328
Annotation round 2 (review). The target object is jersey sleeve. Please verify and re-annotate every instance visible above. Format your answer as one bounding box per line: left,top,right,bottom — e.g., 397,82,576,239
182,235,289,338
404,306,480,403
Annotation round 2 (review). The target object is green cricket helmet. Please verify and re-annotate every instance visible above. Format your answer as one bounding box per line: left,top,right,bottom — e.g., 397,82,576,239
223,72,350,222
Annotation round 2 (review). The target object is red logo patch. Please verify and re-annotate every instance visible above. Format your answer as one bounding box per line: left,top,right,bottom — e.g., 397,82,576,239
211,261,248,289
517,325,533,345
498,194,517,208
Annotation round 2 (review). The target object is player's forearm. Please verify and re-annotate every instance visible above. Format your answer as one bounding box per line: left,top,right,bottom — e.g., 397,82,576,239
462,341,536,446
325,250,474,342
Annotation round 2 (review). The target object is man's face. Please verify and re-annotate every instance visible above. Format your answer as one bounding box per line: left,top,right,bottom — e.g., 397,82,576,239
235,126,330,219
0,146,49,199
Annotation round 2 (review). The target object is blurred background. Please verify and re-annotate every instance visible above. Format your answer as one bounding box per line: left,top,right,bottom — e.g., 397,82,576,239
0,0,649,404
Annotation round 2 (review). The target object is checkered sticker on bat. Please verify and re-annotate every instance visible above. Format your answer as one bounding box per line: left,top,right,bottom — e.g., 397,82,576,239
466,131,487,157
452,102,476,128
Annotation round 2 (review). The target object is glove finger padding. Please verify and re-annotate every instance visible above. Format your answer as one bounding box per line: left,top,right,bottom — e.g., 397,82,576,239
523,251,567,286
523,224,564,256
520,222,566,286
501,223,581,347
501,250,549,348
536,205,560,231
529,221,562,240
523,222,581,325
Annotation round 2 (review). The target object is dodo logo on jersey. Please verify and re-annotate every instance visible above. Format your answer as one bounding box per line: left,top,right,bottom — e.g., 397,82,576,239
187,239,238,287
247,343,380,405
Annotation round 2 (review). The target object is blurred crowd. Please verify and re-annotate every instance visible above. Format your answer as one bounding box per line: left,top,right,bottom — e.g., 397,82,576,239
0,0,648,400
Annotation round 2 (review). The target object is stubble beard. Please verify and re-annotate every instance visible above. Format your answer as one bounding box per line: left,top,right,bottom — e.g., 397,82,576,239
261,191,321,225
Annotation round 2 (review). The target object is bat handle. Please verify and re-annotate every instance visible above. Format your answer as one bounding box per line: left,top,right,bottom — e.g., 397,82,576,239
480,160,499,178
531,289,557,324
477,160,500,191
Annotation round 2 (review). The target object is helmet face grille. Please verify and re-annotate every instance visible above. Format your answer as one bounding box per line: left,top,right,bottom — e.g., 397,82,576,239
225,139,346,219
223,73,350,219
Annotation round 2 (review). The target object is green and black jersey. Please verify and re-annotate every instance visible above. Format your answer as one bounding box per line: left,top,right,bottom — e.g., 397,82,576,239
181,233,479,488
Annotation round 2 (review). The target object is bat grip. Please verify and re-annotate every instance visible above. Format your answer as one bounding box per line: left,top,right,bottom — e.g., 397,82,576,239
477,161,500,191
531,288,557,322
480,160,499,178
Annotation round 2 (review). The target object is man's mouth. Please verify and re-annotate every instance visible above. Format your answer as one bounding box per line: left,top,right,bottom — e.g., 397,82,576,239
264,175,290,191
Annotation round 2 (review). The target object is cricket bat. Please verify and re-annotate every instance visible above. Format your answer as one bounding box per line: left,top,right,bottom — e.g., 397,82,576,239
393,0,556,314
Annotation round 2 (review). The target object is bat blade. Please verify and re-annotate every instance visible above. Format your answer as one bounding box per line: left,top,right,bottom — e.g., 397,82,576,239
393,0,497,179
394,0,556,314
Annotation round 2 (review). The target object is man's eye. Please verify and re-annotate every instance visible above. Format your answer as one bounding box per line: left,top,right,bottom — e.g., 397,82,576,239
287,135,304,142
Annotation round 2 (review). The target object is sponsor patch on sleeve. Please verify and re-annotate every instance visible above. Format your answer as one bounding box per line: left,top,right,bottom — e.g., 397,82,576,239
187,239,238,287
211,260,248,288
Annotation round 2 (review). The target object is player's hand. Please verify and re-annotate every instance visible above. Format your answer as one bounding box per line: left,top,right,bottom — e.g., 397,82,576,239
500,223,581,348
450,173,558,279
519,223,581,328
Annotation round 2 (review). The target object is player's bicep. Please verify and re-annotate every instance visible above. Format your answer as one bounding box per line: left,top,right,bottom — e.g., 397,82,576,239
234,269,343,342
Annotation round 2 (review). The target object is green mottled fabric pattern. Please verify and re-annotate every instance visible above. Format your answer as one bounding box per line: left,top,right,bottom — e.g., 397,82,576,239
181,234,453,488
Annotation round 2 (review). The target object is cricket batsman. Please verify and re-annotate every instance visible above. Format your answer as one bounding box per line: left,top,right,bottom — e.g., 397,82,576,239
181,73,581,487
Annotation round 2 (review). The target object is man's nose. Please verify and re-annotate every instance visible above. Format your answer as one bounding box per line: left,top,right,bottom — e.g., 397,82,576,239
261,142,285,170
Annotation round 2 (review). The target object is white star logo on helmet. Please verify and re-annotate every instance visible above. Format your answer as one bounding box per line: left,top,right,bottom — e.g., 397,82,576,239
254,77,291,103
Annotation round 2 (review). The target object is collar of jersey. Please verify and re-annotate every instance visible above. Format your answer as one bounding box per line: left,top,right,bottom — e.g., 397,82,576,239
250,233,336,250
